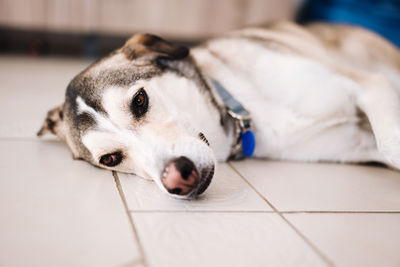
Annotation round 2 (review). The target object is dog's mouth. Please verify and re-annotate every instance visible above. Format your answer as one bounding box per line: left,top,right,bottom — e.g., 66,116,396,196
194,165,215,196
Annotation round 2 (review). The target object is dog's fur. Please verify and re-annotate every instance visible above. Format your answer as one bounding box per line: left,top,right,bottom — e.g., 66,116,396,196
38,22,400,198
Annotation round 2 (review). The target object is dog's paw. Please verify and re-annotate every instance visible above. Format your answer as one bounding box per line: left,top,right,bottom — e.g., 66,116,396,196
377,135,400,169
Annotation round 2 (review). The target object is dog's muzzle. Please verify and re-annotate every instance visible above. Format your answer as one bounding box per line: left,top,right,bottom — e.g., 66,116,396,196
161,156,214,198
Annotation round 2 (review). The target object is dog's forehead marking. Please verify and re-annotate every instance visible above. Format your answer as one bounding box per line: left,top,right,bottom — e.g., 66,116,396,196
88,53,130,76
76,95,137,161
76,96,118,133
101,85,139,128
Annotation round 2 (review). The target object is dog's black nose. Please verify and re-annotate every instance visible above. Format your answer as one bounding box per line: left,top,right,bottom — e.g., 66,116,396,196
174,156,196,180
161,156,199,196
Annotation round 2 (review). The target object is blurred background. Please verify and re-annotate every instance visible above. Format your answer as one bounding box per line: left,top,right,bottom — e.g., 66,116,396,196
0,0,399,58
0,2,400,266
0,0,298,58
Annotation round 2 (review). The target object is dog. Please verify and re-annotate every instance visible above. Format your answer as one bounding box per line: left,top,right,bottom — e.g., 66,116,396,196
38,21,400,199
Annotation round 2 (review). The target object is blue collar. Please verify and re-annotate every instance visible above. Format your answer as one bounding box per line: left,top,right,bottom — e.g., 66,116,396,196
210,79,255,160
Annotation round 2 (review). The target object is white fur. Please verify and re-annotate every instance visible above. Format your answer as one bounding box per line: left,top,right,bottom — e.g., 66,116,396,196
79,76,221,197
75,25,400,198
191,35,399,167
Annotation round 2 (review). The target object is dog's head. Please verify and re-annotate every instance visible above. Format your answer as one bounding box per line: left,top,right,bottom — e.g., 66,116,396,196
38,34,220,199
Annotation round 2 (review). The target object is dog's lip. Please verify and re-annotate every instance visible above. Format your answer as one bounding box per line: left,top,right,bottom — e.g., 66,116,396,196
193,165,215,196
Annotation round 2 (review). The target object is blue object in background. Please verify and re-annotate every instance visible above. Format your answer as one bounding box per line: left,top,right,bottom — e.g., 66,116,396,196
83,34,99,58
297,0,400,47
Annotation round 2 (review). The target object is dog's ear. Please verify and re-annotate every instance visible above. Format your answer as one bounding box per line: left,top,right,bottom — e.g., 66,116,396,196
37,104,66,140
121,33,189,62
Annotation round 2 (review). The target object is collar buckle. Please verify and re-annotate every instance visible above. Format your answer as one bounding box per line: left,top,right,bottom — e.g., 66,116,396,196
211,79,256,160
227,109,255,160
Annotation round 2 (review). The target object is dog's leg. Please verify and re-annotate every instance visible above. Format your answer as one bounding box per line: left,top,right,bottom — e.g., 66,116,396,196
353,72,400,168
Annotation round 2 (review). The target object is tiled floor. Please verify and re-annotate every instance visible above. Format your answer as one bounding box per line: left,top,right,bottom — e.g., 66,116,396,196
1,56,400,267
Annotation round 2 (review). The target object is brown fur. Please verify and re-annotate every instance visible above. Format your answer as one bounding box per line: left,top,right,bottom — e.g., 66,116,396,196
38,21,400,163
37,104,65,140
121,33,189,61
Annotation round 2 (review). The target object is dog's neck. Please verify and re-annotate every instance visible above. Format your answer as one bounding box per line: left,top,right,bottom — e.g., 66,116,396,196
162,54,255,161
207,78,255,160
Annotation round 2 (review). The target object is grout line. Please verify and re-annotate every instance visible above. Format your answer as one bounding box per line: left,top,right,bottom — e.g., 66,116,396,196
279,214,336,267
128,209,400,214
229,162,335,267
0,137,40,142
113,171,149,267
282,210,400,214
0,137,67,144
129,210,275,213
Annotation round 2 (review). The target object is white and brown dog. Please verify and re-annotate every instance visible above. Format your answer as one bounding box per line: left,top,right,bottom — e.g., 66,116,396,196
38,22,400,199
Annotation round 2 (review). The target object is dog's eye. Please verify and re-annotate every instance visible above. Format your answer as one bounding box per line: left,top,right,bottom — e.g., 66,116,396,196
99,152,123,167
135,91,146,106
131,88,148,118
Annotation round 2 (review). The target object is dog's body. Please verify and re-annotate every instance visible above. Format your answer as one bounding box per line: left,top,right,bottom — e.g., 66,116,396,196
39,22,400,198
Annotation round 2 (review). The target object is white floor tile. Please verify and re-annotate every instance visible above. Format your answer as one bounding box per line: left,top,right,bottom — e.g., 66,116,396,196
285,213,400,267
3,55,400,267
232,160,400,211
0,56,90,138
133,212,328,267
118,163,272,211
0,140,140,267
